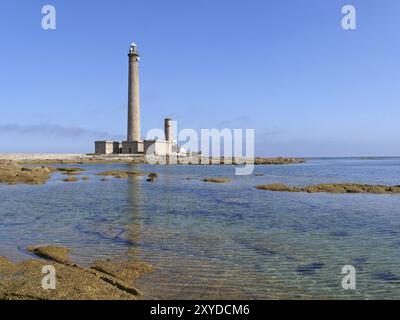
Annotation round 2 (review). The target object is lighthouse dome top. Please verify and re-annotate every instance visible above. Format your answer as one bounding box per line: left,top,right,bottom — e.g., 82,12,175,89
129,43,139,55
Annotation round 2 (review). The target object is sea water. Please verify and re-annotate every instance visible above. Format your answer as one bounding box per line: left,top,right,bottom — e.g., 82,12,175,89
1,158,400,299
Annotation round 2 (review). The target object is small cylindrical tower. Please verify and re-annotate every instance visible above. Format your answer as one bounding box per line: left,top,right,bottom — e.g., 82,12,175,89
127,43,141,142
164,118,173,142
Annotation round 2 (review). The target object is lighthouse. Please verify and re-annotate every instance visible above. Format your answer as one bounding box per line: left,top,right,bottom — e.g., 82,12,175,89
127,43,141,142
121,43,144,154
94,42,184,157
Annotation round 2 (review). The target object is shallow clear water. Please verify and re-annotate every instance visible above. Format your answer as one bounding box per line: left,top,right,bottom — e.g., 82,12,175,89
1,158,400,299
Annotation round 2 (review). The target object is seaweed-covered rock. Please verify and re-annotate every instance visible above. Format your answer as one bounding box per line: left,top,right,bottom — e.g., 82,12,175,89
253,157,306,165
0,245,153,300
62,177,79,183
96,170,143,179
91,260,153,283
62,171,82,176
55,167,86,173
0,161,54,185
256,183,400,194
203,178,231,183
302,184,348,193
388,186,400,193
28,246,71,265
256,184,302,192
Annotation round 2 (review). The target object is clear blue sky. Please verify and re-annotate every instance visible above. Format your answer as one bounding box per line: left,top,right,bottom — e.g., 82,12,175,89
0,0,399,156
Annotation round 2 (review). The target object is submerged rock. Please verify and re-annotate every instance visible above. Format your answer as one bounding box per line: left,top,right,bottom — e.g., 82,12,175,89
0,245,153,300
62,177,79,183
296,262,325,275
62,171,82,176
256,183,400,194
55,167,86,173
90,260,154,295
373,271,400,283
96,170,143,179
256,183,302,192
203,178,231,183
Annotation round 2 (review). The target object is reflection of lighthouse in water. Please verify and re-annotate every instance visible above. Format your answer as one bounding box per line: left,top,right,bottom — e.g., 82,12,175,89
124,170,144,259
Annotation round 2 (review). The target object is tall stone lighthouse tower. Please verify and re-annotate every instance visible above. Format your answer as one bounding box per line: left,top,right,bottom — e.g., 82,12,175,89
127,43,141,142
95,42,182,156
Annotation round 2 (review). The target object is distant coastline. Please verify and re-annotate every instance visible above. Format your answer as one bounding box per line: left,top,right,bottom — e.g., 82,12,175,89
304,156,400,160
0,153,305,165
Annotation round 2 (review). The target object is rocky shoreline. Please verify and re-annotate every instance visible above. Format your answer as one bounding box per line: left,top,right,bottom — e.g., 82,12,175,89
2,160,399,194
256,183,400,194
0,156,305,186
0,160,93,185
0,245,153,300
0,160,56,185
0,153,305,166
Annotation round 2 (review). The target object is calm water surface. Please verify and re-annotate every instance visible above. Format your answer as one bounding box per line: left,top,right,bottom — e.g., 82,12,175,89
1,158,400,299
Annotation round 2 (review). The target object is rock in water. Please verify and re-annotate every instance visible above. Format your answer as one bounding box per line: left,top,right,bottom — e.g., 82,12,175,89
256,183,400,194
96,170,143,179
28,246,71,265
147,173,158,182
55,167,86,173
202,178,231,183
0,160,54,185
62,177,79,183
256,184,302,192
0,245,154,300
